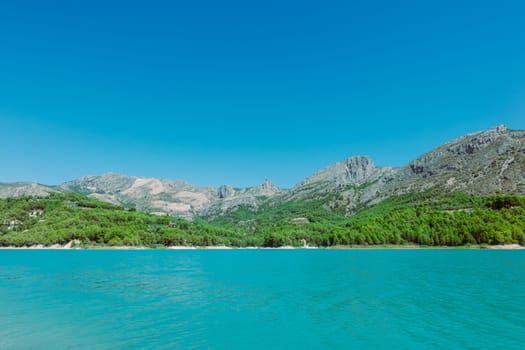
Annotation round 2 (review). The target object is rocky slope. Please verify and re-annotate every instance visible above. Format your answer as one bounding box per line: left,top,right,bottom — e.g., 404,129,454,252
1,125,523,220
0,182,57,198
59,173,283,220
282,125,525,215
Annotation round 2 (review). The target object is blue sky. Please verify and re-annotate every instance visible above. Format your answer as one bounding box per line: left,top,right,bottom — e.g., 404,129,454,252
1,0,524,188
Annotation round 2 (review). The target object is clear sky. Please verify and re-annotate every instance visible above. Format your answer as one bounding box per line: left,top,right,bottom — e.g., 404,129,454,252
1,0,524,188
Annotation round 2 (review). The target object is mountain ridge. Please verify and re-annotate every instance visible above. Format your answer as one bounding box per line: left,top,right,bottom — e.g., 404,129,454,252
1,125,524,220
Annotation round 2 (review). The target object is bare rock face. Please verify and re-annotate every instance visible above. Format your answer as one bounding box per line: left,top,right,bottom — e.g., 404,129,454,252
290,217,310,224
299,156,376,187
448,125,508,155
257,179,280,196
282,155,389,205
218,185,235,199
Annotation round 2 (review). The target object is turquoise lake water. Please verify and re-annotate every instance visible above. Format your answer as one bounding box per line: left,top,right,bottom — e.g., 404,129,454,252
1,249,524,349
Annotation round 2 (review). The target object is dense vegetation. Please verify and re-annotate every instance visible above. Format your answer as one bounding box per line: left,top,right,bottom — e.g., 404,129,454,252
209,191,525,247
1,191,524,247
0,193,248,247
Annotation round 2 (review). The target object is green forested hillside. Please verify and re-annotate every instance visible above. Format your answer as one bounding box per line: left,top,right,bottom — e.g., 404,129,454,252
0,193,247,247
1,191,524,247
209,191,525,247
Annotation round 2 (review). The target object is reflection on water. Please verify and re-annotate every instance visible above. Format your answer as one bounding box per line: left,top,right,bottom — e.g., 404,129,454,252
1,250,524,349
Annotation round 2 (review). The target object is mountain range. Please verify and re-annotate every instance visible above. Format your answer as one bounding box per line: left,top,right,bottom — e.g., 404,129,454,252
2,125,524,221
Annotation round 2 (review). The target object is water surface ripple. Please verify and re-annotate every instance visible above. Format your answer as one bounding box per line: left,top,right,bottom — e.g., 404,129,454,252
1,250,524,349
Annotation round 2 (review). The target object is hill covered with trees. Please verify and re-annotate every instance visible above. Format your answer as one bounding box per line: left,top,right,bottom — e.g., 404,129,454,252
1,191,524,248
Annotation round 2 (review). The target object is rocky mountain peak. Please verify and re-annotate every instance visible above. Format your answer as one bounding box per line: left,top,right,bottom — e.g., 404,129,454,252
200,179,282,220
447,124,511,156
298,155,377,189
259,179,276,190
494,124,508,134
254,179,281,196
218,185,235,199
343,156,375,181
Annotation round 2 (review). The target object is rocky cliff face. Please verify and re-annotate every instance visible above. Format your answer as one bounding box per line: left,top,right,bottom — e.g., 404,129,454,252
283,156,393,203
300,155,377,187
2,125,524,220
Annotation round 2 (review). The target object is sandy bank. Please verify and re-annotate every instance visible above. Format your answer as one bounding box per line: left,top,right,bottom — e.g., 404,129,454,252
484,244,525,250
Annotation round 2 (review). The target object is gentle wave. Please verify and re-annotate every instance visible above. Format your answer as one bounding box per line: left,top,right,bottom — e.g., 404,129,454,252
1,250,524,349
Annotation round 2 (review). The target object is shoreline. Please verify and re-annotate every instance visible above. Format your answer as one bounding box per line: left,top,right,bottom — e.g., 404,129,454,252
0,244,523,250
